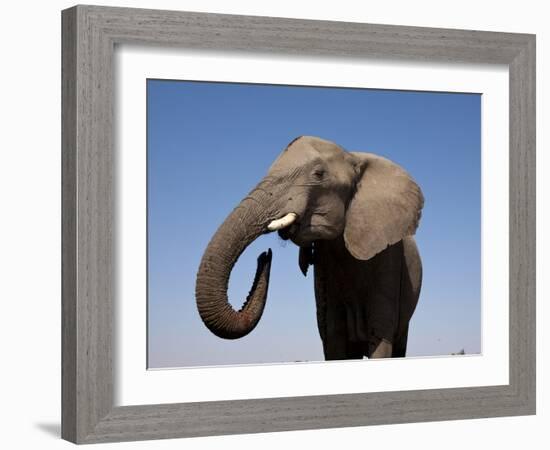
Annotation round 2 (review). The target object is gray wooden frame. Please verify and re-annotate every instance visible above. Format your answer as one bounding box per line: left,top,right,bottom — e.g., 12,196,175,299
62,4,536,444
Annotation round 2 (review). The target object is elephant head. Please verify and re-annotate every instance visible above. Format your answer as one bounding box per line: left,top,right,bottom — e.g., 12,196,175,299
195,136,423,339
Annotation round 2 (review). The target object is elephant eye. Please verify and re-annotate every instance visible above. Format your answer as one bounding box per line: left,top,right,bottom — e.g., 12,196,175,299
313,168,325,180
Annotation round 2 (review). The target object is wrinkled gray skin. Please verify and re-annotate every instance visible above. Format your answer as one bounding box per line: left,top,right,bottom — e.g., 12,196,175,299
196,136,423,359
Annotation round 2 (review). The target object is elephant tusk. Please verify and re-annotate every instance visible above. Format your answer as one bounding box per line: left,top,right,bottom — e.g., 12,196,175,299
267,213,298,231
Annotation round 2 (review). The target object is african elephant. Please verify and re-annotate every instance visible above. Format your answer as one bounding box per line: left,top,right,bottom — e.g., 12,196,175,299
196,136,423,360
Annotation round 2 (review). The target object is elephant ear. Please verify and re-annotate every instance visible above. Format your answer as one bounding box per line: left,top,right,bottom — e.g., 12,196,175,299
343,152,424,261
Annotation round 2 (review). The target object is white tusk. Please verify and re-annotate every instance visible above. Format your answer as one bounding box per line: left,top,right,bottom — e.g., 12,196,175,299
267,213,298,231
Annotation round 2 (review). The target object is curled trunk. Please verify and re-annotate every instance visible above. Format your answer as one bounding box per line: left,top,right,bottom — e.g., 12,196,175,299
195,191,273,339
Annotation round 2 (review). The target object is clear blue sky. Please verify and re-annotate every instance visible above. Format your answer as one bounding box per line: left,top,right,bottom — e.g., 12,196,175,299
147,79,481,368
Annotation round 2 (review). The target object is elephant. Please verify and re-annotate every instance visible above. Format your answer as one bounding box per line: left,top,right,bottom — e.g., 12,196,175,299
195,136,423,360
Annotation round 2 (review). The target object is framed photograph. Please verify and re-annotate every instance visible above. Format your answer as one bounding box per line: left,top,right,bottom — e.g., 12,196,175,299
62,5,535,444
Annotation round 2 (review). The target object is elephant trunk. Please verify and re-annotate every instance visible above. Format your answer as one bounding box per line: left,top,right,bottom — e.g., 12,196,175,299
195,184,275,339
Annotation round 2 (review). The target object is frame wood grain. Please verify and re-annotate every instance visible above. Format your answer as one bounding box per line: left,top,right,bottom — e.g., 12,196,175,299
61,5,536,444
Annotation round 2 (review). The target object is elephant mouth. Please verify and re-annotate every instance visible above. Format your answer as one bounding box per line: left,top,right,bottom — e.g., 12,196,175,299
276,212,334,245
278,224,298,241
266,212,299,241
278,223,316,247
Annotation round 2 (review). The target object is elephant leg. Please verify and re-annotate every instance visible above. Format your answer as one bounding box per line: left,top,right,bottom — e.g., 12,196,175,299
345,341,364,359
325,305,366,360
323,337,348,360
392,324,409,358
323,302,349,360
344,301,369,343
